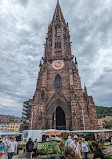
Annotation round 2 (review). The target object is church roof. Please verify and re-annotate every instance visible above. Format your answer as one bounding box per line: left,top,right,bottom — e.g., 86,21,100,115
52,0,65,22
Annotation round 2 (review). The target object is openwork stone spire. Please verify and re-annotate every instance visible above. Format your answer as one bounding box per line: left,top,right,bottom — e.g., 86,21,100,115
52,0,65,22
44,1,71,61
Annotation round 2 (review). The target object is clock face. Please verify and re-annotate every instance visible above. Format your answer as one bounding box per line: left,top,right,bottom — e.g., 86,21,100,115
52,60,64,70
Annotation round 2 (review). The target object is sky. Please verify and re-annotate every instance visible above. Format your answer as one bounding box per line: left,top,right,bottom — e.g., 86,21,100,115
0,0,112,117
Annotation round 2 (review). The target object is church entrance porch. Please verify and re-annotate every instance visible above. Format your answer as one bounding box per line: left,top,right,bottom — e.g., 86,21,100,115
45,98,72,130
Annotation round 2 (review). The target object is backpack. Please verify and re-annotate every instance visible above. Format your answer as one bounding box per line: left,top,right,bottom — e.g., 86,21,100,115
27,142,34,152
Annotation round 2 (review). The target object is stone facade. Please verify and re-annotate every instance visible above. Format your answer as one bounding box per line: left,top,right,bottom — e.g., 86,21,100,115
29,1,99,130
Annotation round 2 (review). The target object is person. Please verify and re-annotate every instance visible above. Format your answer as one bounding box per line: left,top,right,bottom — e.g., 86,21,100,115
65,147,82,159
70,135,82,158
0,140,7,159
59,139,65,159
46,137,50,142
26,138,34,159
92,141,104,159
81,138,90,159
65,136,73,147
59,139,65,150
4,136,9,144
7,136,17,159
32,138,38,159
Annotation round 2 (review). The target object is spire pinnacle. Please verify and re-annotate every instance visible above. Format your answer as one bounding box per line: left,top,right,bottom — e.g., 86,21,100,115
84,83,87,95
57,0,60,5
52,0,65,22
75,56,77,65
84,83,86,89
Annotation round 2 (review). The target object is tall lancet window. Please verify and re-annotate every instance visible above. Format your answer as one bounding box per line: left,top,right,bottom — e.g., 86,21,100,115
41,90,45,100
55,74,62,89
56,26,61,37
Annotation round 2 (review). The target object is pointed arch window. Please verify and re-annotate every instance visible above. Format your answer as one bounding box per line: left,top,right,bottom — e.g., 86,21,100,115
55,26,61,37
57,27,61,37
55,74,62,89
55,42,61,48
41,90,45,100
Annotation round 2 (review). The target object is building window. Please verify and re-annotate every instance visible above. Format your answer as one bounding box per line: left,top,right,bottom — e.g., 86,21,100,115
55,74,62,89
55,26,61,37
57,27,61,37
55,42,61,49
41,91,45,100
49,39,52,46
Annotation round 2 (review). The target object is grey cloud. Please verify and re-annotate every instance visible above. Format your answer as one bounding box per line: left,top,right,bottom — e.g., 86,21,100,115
13,0,29,7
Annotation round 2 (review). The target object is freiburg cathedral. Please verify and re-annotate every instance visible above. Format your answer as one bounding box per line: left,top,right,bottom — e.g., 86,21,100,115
29,1,99,130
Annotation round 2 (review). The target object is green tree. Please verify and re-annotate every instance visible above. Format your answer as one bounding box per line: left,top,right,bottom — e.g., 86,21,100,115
102,120,112,129
95,106,112,119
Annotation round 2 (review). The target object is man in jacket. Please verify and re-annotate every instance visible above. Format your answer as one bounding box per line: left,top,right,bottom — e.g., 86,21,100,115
26,138,34,159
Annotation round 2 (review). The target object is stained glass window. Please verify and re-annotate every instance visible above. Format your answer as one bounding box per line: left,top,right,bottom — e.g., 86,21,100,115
55,74,62,89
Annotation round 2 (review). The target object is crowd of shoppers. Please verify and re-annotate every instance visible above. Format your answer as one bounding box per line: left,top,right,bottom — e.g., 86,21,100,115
64,135,106,159
0,135,108,159
0,136,38,159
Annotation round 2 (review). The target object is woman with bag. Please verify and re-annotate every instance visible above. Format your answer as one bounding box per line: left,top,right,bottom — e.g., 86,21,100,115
92,141,108,159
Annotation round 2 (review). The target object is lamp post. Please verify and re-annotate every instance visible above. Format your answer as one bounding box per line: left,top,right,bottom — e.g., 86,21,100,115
30,103,34,130
82,109,85,130
31,111,33,130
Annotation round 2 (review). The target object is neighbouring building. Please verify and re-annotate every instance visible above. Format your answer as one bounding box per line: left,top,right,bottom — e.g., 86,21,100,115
0,122,10,132
98,118,105,129
0,114,21,132
9,122,21,132
28,1,99,130
104,116,112,122
22,99,33,122
98,116,112,129
21,99,33,131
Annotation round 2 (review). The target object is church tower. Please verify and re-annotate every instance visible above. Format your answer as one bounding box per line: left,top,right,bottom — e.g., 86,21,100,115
29,1,99,130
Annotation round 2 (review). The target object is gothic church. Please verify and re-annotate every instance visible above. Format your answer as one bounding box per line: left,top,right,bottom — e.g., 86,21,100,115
29,1,99,130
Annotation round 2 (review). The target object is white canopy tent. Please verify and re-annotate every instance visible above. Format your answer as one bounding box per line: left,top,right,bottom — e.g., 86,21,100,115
0,132,22,136
69,129,112,134
41,129,61,135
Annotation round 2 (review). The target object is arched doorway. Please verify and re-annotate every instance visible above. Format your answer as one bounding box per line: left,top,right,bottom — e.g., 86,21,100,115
46,98,72,130
56,106,66,130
